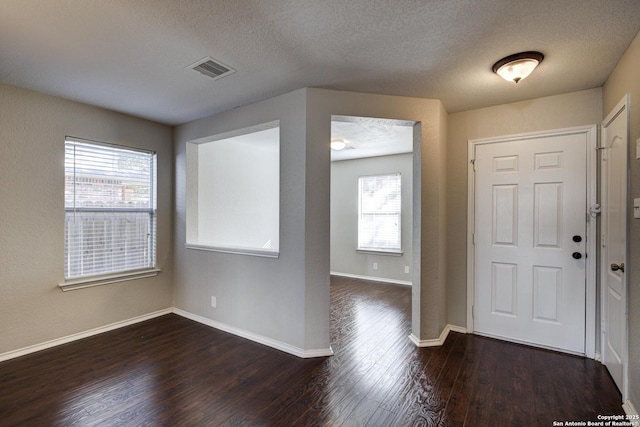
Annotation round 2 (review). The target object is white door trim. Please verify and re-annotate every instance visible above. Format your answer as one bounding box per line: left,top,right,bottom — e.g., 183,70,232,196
466,125,598,358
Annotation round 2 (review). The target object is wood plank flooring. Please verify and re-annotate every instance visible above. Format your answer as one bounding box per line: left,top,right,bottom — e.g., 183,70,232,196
0,276,623,426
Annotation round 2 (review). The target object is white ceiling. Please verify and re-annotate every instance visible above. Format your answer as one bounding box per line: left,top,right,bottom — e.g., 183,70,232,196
1,0,639,126
331,116,414,161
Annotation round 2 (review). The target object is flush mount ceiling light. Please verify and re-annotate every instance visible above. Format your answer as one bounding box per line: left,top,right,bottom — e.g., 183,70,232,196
492,51,544,83
331,138,346,151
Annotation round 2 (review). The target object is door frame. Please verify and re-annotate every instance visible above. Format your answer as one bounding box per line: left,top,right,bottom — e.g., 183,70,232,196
466,125,598,358
600,94,629,401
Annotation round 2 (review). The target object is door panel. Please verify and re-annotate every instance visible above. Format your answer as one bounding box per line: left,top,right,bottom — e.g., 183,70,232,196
474,134,587,354
532,266,561,322
534,182,562,248
493,185,518,245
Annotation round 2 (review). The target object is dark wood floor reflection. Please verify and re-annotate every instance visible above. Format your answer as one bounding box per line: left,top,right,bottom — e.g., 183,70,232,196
0,276,623,426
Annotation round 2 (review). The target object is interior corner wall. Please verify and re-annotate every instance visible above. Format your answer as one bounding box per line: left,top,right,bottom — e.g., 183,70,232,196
330,153,413,283
446,88,603,329
0,83,174,355
173,89,329,353
437,102,448,334
306,88,447,341
603,29,640,409
173,87,448,351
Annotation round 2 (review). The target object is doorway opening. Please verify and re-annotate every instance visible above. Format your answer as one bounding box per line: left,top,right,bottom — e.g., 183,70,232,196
329,115,416,347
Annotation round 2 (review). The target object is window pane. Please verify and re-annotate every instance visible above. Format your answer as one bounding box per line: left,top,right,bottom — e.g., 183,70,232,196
64,138,156,279
65,143,153,209
65,211,152,278
358,174,401,251
358,213,401,249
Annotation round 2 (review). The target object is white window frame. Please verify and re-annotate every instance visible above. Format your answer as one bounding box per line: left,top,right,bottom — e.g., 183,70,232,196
357,173,402,255
60,137,159,291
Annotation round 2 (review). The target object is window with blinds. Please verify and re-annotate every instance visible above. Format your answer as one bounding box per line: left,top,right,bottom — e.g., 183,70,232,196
64,138,157,280
358,173,401,252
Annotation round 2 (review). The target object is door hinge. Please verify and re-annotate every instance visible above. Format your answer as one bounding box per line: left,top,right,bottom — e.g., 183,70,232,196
602,233,606,247
472,305,475,318
470,159,476,171
472,233,475,245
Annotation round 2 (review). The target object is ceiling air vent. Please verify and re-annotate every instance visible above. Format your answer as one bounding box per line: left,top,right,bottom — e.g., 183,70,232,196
188,57,236,81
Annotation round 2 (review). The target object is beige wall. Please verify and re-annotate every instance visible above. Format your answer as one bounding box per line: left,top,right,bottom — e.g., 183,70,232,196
446,88,603,327
603,30,640,409
0,84,173,356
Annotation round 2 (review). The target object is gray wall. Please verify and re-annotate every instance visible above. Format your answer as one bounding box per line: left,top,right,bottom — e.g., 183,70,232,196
330,153,413,283
603,29,640,409
173,89,330,353
0,84,174,355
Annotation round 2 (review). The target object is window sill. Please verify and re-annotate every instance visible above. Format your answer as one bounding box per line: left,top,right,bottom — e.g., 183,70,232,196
59,268,161,292
185,243,279,258
356,249,404,256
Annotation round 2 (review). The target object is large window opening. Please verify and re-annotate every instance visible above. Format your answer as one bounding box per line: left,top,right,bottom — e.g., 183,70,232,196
186,121,280,257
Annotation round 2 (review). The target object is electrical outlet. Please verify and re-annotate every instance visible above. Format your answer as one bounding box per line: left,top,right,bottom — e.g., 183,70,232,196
211,296,217,308
373,262,378,270
405,266,410,274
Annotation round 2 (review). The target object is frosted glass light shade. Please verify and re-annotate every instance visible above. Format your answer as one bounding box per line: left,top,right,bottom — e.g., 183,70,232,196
331,139,346,150
493,51,544,83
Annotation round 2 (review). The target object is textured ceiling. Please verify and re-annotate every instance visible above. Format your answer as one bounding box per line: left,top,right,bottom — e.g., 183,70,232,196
1,0,639,126
331,117,414,161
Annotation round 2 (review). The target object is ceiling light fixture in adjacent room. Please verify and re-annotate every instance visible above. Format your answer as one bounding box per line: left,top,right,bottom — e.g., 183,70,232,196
492,51,544,83
331,138,346,151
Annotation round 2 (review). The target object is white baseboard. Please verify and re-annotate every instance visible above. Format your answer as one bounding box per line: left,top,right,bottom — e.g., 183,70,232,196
623,400,639,418
330,271,412,286
0,308,173,363
172,308,334,359
409,324,467,347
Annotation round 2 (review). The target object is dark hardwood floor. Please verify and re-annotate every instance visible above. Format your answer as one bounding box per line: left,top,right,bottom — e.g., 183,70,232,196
0,276,623,426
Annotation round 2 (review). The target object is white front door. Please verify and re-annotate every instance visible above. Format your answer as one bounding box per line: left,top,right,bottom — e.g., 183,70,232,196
601,96,628,397
473,132,589,354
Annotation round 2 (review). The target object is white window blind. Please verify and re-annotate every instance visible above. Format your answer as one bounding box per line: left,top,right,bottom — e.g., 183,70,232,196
358,173,401,251
64,138,157,280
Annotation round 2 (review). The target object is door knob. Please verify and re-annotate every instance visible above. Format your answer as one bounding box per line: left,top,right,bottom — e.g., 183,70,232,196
611,263,625,273
572,252,582,259
572,235,582,243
